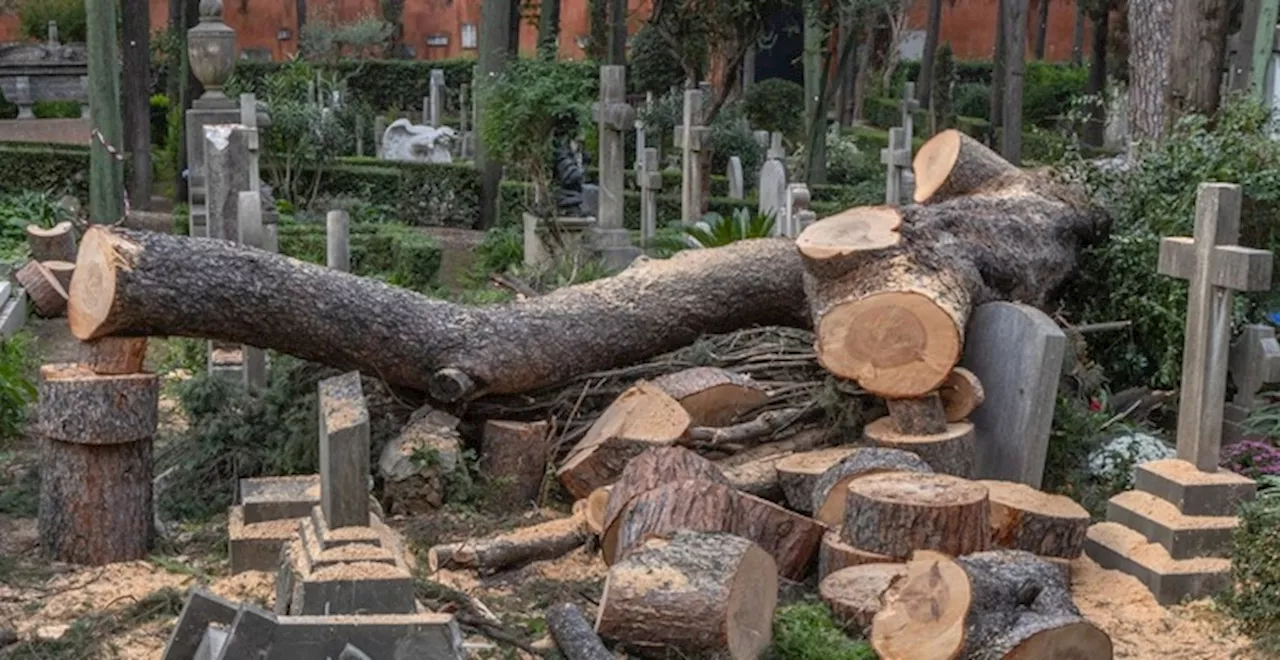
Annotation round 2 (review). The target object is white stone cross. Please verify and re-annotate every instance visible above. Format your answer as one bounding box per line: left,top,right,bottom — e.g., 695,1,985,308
881,127,911,206
767,131,786,160
900,82,920,146
674,88,710,225
1159,183,1273,471
637,147,662,246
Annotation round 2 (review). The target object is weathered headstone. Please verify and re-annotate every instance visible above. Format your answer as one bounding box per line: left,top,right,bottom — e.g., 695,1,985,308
1225,324,1280,442
753,130,770,150
373,116,387,158
318,371,370,528
675,88,710,225
327,210,351,272
1158,183,1273,470
767,132,786,160
727,156,744,199
758,159,787,231
782,183,814,238
237,191,267,390
880,127,911,206
898,82,920,200
637,147,662,247
591,65,641,270
203,125,253,242
428,69,445,128
959,302,1066,487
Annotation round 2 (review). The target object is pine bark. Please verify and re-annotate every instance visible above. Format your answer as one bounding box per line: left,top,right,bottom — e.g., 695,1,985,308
981,480,1090,559
428,515,588,575
16,260,67,317
811,448,933,526
864,416,977,478
1002,0,1029,164
45,261,75,295
596,531,778,660
69,227,808,400
480,420,551,509
546,603,612,660
1033,0,1049,59
775,447,860,513
26,222,77,262
1165,0,1232,126
122,0,152,211
39,437,153,565
82,337,149,375
820,527,895,580
842,472,989,559
600,446,728,562
916,0,945,105
913,131,1027,204
886,393,948,435
36,365,159,445
1128,0,1173,142
86,0,125,224
1083,6,1109,148
650,367,770,427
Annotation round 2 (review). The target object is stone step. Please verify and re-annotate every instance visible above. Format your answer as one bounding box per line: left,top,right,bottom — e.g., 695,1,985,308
240,474,321,524
1134,459,1255,516
1084,522,1231,605
0,288,26,340
228,505,303,574
298,515,395,571
1107,490,1238,559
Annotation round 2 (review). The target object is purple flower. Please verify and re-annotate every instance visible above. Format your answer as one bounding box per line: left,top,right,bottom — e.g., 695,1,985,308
1222,440,1280,479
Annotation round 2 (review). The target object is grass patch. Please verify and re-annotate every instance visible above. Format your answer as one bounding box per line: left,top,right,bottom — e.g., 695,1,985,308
767,600,875,660
2,587,185,659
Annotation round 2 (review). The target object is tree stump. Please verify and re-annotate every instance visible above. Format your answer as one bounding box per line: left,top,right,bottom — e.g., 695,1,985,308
26,221,77,262
810,448,933,526
557,383,692,498
596,531,778,660
601,446,728,563
886,392,948,434
820,563,907,635
428,514,588,575
842,472,989,559
651,366,771,427
479,419,551,509
81,337,149,375
36,364,158,565
44,260,75,294
871,549,1113,660
775,447,861,513
820,527,896,580
980,480,1090,559
15,260,68,317
939,367,985,422
863,416,976,478
912,129,1026,203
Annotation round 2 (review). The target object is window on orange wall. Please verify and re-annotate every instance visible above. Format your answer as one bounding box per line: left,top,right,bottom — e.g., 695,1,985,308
461,24,477,49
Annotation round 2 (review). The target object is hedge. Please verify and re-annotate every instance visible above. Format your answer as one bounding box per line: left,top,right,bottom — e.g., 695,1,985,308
277,220,441,291
0,143,91,200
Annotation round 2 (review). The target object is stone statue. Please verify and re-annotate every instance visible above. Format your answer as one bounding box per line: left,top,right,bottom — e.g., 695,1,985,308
380,118,456,164
554,143,597,217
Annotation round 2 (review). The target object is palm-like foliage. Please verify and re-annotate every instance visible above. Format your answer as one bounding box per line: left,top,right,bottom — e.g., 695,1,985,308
683,208,776,248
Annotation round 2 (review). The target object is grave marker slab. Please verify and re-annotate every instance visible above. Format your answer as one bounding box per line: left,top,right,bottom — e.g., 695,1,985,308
428,69,444,128
319,371,370,529
162,589,238,660
674,88,710,225
217,604,278,659
591,65,640,270
727,156,744,199
327,210,351,272
237,190,266,390
880,127,911,207
637,147,662,246
267,614,463,659
758,160,787,232
1225,324,1280,442
959,301,1066,487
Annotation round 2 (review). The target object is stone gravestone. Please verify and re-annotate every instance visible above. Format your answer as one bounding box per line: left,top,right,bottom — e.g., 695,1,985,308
591,65,641,270
381,119,456,164
373,116,387,158
758,157,787,232
674,88,710,225
727,156,744,199
753,130,770,150
767,132,785,160
203,124,253,384
881,127,911,206
960,302,1065,487
898,82,919,200
319,371,370,529
1224,325,1280,442
237,191,267,390
637,147,662,247
1085,183,1267,605
782,182,814,238
327,210,351,272
428,68,445,128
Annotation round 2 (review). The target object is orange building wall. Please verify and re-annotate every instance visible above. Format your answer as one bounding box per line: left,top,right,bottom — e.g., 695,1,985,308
907,0,1091,62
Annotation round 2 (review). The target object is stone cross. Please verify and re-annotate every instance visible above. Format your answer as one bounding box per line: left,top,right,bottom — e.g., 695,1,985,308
634,92,654,172
1224,324,1280,442
881,127,911,206
899,82,920,200
674,88,710,225
767,132,786,160
318,372,371,529
592,66,640,270
637,147,662,247
239,94,261,192
782,183,814,238
727,156,744,199
47,20,58,46
753,130,770,150
327,210,351,272
1158,183,1273,471
428,69,445,128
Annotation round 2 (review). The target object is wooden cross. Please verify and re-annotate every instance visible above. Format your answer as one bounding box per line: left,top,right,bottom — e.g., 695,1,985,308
1158,183,1273,471
881,127,911,206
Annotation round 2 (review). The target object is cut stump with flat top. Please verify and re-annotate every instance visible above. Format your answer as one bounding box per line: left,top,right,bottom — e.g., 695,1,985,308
650,366,771,427
820,563,907,635
601,446,728,563
37,364,158,445
981,479,1090,558
843,472,989,559
557,382,692,498
810,448,933,526
886,392,948,435
26,221,77,262
864,416,976,478
775,447,861,513
596,530,778,660
82,337,148,375
480,419,551,509
39,436,153,564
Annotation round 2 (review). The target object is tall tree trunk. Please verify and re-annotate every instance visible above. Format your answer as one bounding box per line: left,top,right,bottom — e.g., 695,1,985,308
917,0,944,105
1071,2,1084,66
1083,6,1109,146
1127,0,1172,142
588,0,608,60
538,0,561,59
803,4,827,184
477,0,516,229
852,34,873,121
1165,0,1232,126
122,0,152,213
86,0,125,224
296,0,307,34
1002,0,1028,164
175,0,201,205
608,0,626,65
1033,0,1050,59
990,0,1007,148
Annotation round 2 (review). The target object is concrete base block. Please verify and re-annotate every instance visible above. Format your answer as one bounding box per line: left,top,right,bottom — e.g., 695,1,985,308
0,287,26,339
1106,491,1237,559
267,614,463,660
280,537,416,616
300,516,396,569
310,505,382,550
228,506,301,574
241,474,321,523
1134,459,1256,516
1084,522,1231,605
162,589,238,660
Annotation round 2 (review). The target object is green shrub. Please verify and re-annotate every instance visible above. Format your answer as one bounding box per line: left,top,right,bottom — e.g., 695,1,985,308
932,43,956,130
707,101,765,177
767,601,875,660
0,190,75,261
629,25,687,95
277,219,442,291
19,0,87,43
1219,476,1280,653
956,116,992,143
826,136,881,187
472,226,524,276
0,143,90,202
953,82,990,121
33,100,81,119
1022,63,1088,125
397,161,482,227
685,208,775,247
744,78,805,140
0,331,37,445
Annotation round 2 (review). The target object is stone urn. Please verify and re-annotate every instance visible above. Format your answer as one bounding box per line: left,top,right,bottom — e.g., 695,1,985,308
187,0,236,101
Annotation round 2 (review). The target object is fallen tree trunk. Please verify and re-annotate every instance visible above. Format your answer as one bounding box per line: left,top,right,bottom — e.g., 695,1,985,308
546,603,612,660
428,514,588,575
871,549,1113,659
69,228,808,399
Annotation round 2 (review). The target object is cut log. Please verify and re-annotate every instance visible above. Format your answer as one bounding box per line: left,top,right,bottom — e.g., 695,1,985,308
775,447,861,513
39,436,153,565
810,448,933,526
612,479,825,580
717,428,835,501
912,129,1026,203
819,563,907,635
36,364,159,445
427,514,588,575
600,446,728,563
26,221,77,262
651,366,771,426
886,392,948,435
864,416,976,478
820,527,896,580
716,427,832,468
546,603,612,660
842,472,989,559
871,549,1113,660
584,486,611,535
557,383,692,499
595,530,777,660
82,337,148,375
796,163,1103,399
940,367,985,422
479,419,551,509
980,480,1090,559
686,407,804,447
68,227,809,399
44,260,75,293
16,260,68,317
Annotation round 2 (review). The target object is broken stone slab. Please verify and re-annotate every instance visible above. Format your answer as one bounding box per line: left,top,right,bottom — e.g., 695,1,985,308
242,474,321,523
216,604,277,659
378,408,462,514
193,625,228,660
267,614,464,660
1134,459,1256,516
162,588,238,660
319,371,371,529
228,505,303,574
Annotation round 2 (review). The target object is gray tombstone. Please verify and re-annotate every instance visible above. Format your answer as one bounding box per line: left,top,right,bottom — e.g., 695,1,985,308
591,65,640,270
373,116,387,158
428,69,445,128
727,156,744,199
238,191,267,390
203,125,253,242
1225,325,1280,442
327,210,351,272
318,371,371,529
675,89,710,225
753,130,770,150
960,302,1066,488
758,159,787,232
637,147,662,246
